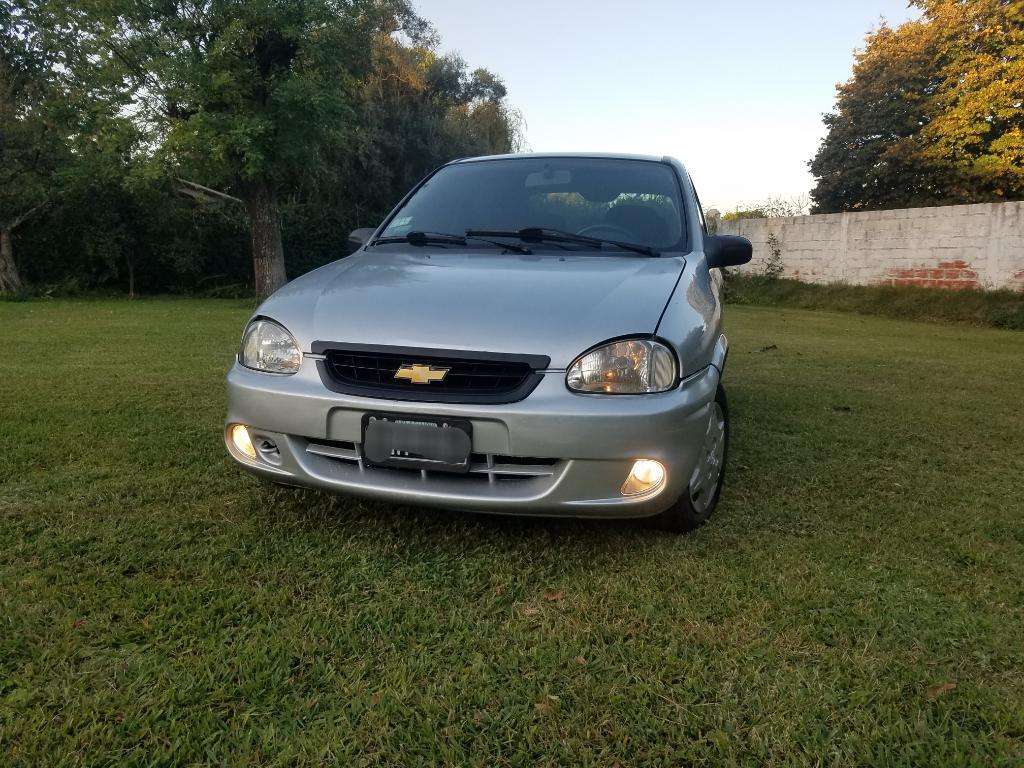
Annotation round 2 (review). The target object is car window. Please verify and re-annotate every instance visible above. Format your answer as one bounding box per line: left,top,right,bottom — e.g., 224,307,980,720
381,158,686,251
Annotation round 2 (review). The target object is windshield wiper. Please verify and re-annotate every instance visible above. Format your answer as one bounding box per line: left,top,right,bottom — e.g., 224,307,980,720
372,230,532,254
465,227,658,257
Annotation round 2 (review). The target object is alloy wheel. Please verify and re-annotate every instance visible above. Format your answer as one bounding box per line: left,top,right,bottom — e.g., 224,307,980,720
688,400,726,514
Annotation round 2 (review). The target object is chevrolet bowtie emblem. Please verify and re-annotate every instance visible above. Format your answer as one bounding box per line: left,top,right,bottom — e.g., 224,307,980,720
394,363,450,384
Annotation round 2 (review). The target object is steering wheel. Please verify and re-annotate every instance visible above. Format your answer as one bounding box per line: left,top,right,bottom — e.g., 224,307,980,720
576,223,636,241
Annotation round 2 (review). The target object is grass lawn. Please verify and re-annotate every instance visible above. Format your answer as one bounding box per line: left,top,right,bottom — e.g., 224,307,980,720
2,299,1023,766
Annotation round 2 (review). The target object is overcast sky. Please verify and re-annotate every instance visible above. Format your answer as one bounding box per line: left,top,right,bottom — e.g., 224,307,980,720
413,0,919,211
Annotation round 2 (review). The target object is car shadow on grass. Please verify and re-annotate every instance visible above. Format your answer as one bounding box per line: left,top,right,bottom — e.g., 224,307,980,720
251,482,677,568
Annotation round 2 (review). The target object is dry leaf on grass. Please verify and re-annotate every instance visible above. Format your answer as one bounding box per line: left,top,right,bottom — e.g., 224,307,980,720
926,682,956,700
535,694,560,714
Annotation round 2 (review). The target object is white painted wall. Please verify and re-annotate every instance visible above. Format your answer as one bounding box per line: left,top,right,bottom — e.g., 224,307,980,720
718,201,1024,291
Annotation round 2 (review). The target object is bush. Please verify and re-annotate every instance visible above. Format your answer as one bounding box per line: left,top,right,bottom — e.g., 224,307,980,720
724,275,1024,330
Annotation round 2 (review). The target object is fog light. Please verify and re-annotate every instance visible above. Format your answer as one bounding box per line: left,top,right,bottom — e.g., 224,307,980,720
621,459,666,496
229,424,257,460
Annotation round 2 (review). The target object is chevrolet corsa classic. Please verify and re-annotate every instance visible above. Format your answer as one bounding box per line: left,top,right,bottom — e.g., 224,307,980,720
225,154,752,531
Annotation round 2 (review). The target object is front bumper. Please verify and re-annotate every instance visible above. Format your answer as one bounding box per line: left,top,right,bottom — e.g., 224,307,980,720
224,358,720,519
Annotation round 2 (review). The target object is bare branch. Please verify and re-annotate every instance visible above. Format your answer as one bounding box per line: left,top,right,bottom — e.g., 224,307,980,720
175,178,243,205
2,200,48,230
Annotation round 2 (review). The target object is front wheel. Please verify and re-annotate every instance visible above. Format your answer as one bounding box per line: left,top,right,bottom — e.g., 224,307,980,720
648,384,729,533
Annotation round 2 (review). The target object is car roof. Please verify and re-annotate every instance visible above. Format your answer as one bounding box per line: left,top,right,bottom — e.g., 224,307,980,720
450,152,682,166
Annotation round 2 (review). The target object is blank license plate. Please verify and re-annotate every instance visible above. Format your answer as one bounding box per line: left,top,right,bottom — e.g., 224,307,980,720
361,413,473,473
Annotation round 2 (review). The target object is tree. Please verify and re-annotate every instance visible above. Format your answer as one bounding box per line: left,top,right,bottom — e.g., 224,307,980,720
5,2,523,296
354,43,523,198
0,0,61,292
915,0,1024,197
810,0,1023,213
44,0,426,299
279,41,524,273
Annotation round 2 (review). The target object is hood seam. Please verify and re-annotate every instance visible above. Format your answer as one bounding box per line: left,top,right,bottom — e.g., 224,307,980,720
653,257,688,336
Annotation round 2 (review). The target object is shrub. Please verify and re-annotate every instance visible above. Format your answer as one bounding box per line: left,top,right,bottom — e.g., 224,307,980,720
724,275,1024,331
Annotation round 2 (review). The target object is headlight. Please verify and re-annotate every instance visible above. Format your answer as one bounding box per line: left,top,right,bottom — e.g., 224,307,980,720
239,319,301,374
566,338,676,394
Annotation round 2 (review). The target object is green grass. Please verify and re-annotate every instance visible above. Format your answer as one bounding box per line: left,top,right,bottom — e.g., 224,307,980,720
725,275,1024,330
2,299,1023,766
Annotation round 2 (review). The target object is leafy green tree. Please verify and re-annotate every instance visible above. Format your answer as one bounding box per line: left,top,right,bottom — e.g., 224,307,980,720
43,0,425,299
6,1,523,296
281,42,523,272
5,0,213,298
810,0,1023,213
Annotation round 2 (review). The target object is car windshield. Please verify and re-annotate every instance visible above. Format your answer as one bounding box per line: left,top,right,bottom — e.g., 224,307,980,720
378,157,687,252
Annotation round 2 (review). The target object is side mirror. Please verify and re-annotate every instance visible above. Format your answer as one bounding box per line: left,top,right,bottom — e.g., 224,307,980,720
704,234,752,269
347,227,376,255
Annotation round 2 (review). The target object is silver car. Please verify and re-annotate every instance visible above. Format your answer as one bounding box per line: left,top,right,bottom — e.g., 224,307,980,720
224,154,751,531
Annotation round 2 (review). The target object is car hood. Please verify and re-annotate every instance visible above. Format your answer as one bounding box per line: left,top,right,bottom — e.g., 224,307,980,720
263,249,686,368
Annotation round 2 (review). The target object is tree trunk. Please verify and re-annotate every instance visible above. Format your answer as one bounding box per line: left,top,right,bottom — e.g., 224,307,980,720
244,179,287,301
0,228,24,294
126,252,136,300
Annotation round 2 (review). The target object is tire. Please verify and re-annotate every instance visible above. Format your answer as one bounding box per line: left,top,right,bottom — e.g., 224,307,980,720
647,383,729,533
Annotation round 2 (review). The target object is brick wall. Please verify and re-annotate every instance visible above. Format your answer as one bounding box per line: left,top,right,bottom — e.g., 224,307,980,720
718,201,1024,291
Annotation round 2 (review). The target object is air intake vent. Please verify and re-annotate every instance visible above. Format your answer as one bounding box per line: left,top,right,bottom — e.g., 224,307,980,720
305,439,560,482
311,343,549,404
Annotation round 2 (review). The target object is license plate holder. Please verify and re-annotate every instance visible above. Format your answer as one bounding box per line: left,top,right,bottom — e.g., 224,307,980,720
361,413,473,474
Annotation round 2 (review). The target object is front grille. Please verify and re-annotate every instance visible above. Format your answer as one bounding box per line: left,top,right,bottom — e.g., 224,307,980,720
305,439,560,482
327,350,530,391
312,343,549,404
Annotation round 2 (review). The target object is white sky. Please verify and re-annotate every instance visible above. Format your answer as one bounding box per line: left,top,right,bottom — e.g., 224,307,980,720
413,0,920,211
